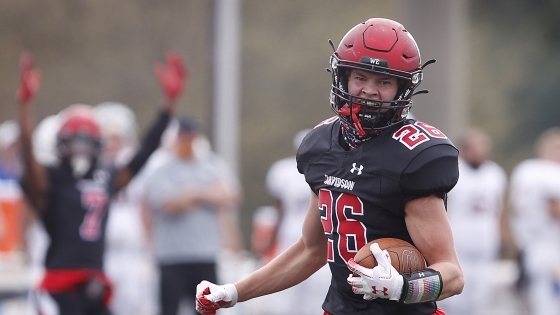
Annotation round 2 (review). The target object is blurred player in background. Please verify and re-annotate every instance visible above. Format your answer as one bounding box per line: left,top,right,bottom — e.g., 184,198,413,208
509,127,560,315
0,120,26,310
438,127,507,315
0,120,21,183
196,17,463,315
262,129,313,259
16,50,186,315
143,116,243,315
0,120,23,256
250,128,330,315
94,102,158,315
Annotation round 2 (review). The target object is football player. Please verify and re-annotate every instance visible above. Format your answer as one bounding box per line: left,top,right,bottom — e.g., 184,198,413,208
509,127,560,315
196,18,464,315
17,50,186,315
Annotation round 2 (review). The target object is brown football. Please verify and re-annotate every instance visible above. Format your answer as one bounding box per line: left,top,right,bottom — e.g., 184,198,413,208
353,238,426,274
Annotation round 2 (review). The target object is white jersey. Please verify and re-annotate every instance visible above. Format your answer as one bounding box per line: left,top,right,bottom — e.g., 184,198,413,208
439,158,507,315
509,159,560,250
509,159,560,315
447,158,507,259
103,148,169,315
265,156,311,253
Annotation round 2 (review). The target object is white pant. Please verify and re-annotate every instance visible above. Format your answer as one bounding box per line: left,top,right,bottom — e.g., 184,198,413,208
438,257,495,315
524,244,560,315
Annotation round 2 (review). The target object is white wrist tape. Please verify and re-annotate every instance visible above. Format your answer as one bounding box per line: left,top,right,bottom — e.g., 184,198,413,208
224,283,238,305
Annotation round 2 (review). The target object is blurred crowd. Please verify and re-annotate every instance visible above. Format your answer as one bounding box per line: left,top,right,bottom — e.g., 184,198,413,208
2,50,560,315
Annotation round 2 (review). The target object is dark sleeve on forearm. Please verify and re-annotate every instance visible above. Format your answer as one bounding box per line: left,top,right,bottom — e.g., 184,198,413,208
127,110,171,175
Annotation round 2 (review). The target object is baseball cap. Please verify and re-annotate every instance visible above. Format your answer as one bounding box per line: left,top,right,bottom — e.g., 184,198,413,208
178,116,200,133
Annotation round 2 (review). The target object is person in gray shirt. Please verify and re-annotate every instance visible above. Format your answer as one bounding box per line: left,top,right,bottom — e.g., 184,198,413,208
144,117,243,315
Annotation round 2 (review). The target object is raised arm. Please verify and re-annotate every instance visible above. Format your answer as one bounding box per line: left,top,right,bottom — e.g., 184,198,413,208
16,52,49,212
113,51,187,191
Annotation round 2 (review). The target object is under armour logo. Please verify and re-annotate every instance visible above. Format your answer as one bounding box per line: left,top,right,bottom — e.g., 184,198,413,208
372,286,389,296
350,163,363,175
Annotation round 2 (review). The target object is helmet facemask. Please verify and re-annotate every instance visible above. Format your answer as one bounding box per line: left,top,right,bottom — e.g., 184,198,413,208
57,133,101,178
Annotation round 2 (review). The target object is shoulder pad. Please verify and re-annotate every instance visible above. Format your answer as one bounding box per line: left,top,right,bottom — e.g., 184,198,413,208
390,120,453,152
296,118,339,174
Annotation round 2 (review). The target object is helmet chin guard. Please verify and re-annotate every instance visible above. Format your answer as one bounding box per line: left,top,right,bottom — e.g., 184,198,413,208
328,18,433,135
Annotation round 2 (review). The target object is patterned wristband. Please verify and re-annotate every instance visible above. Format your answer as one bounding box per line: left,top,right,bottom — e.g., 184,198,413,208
399,268,442,304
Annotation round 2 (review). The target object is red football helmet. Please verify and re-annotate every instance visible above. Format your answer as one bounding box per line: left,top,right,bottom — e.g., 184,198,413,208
56,104,101,158
329,18,434,135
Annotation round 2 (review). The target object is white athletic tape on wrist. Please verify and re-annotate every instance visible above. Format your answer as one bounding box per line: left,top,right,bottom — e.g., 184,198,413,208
224,284,238,305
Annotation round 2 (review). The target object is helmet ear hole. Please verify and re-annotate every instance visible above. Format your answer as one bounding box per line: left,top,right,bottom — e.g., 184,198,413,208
395,79,411,101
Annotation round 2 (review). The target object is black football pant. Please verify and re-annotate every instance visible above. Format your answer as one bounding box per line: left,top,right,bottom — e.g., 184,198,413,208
159,262,217,315
50,291,112,315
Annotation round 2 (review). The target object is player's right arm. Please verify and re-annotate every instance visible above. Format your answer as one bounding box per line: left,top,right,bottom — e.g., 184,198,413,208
113,51,186,192
196,190,327,314
236,191,326,299
16,52,50,212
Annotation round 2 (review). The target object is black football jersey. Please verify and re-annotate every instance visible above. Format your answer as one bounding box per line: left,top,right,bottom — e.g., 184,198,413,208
41,162,117,270
296,117,459,315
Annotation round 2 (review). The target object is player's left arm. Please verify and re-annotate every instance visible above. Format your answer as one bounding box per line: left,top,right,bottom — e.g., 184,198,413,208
404,194,464,300
114,51,186,191
401,143,464,301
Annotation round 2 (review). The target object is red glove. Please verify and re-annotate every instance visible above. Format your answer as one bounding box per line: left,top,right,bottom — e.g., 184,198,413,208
16,51,42,104
153,51,188,102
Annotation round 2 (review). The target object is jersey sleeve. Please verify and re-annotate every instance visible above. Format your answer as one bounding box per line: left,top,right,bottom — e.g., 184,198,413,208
296,128,316,175
296,122,332,176
400,144,459,202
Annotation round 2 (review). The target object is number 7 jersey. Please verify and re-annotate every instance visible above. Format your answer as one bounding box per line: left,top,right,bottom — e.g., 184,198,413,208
41,163,117,271
296,117,459,315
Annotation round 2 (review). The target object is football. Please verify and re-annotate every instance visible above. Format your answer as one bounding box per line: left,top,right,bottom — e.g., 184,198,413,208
353,238,426,274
